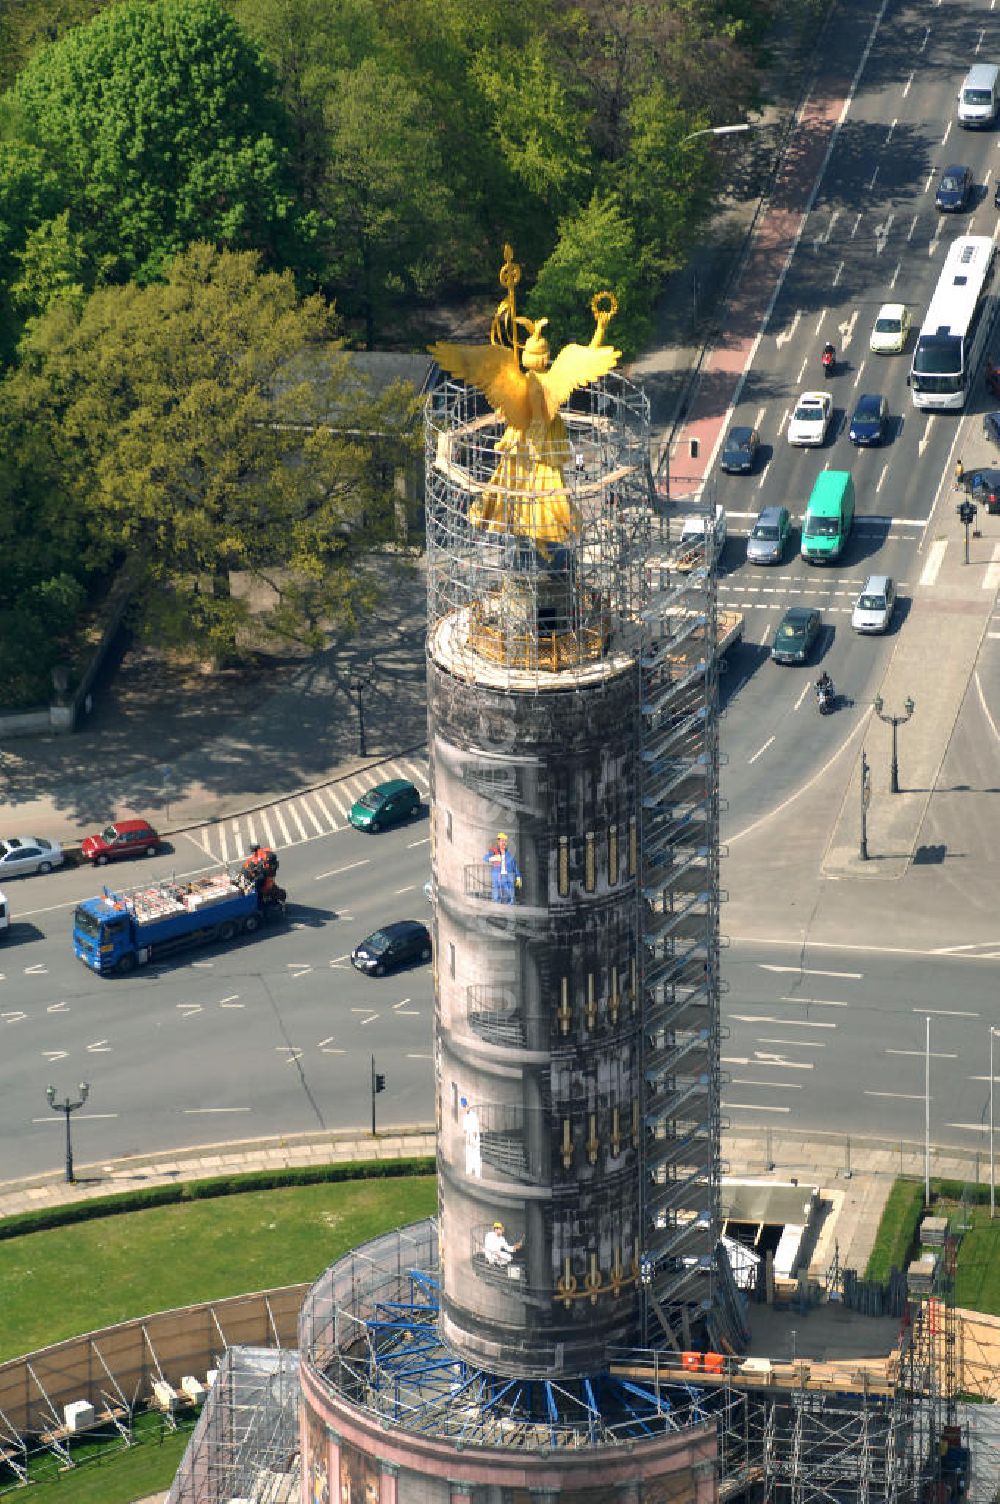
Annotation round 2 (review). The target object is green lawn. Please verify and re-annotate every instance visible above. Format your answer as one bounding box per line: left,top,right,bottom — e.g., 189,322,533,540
948,1205,1000,1314
11,1412,194,1503
864,1178,925,1284
0,1175,436,1361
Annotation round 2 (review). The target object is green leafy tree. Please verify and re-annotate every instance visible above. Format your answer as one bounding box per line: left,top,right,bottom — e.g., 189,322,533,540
0,141,66,363
318,57,454,346
10,209,87,320
10,0,301,285
471,37,591,214
1,244,416,659
525,192,652,357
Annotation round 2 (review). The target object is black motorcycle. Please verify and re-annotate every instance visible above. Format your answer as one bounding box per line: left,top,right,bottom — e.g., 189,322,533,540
821,343,836,379
816,677,835,714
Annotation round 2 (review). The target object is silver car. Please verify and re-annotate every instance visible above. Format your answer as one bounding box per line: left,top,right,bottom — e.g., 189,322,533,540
0,836,64,877
852,575,896,634
746,506,791,565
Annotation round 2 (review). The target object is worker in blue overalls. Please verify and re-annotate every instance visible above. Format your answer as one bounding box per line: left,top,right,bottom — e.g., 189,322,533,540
484,832,521,903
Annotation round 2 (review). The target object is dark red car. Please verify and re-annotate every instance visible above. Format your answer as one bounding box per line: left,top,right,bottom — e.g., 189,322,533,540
81,819,161,865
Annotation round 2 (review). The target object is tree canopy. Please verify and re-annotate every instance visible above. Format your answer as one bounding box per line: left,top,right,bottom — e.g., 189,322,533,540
0,244,416,670
11,0,300,286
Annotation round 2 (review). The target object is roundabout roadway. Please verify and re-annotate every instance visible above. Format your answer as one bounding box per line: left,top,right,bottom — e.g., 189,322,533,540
0,821,436,1182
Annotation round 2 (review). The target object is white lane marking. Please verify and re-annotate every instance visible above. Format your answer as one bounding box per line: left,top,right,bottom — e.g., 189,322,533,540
752,1055,814,1069
731,1079,803,1089
759,965,862,978
177,1003,203,1016
775,310,801,349
393,998,412,1010
887,1048,957,1058
876,463,888,493
792,679,812,712
41,1050,68,1061
923,169,935,196
288,803,308,841
273,804,292,844
868,164,879,190
258,807,277,848
919,538,947,586
86,1040,111,1053
832,260,844,287
47,1001,69,1013
315,859,370,880
277,1047,304,1062
326,788,350,819
358,1014,379,1027
747,735,775,765
406,1052,433,1060
913,1007,979,1017
908,214,919,241
850,212,862,239
865,1090,925,1100
231,819,244,859
853,361,865,388
779,996,849,1007
813,310,826,334
758,1038,827,1047
976,27,985,52
729,1016,837,1029
982,542,1000,591
723,1103,791,1113
218,823,229,864
902,73,913,98
24,964,47,975
300,797,327,836
395,885,416,894
407,837,430,848
312,790,340,827
184,1106,251,1114
886,118,897,141
797,355,808,383
753,406,766,429
975,671,1000,741
890,260,901,289
839,309,859,349
940,121,951,146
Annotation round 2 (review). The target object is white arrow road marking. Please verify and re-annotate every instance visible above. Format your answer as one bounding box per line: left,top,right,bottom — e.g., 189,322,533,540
86,1040,112,1053
47,1002,70,1013
873,212,893,253
838,309,859,348
318,1036,346,1054
775,310,801,348
2,1010,27,1023
289,967,314,980
219,995,243,1008
753,1053,814,1069
42,1050,68,1061
24,964,47,975
393,999,412,1010
277,1047,303,1063
359,1014,379,1026
177,1003,203,1016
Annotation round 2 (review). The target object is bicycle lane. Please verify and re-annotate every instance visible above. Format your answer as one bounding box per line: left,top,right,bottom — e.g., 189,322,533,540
667,0,893,491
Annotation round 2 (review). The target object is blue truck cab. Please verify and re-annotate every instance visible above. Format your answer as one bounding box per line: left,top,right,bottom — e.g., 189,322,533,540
73,851,285,975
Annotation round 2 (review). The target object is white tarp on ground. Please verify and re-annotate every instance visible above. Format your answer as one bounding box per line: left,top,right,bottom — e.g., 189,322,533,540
961,1400,1000,1503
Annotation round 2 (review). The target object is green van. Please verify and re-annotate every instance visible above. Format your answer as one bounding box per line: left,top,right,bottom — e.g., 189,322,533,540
800,470,855,564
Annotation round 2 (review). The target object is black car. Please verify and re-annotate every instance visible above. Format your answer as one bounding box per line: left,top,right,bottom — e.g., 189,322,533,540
935,164,973,212
771,606,821,664
351,920,431,976
849,393,888,446
720,425,760,474
985,412,1000,453
970,469,1000,514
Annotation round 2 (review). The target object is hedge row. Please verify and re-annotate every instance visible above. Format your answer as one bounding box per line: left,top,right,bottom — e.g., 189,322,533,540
0,1156,435,1241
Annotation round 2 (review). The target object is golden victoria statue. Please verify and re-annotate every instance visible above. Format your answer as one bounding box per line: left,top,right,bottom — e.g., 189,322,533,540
429,246,621,549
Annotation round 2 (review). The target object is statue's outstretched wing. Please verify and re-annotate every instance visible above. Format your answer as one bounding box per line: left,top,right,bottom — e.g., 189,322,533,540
428,342,531,432
538,342,621,422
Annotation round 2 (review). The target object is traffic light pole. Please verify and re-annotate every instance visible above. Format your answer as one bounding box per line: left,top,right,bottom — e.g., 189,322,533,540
860,749,870,861
371,1055,386,1135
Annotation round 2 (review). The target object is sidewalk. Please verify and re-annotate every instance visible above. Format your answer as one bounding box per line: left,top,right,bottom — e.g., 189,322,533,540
2,1126,984,1283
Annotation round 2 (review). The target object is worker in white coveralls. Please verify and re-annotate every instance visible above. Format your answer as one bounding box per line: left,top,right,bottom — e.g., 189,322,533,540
483,1221,523,1267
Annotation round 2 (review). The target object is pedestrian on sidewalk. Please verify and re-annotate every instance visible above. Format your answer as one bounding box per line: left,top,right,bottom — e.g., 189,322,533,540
955,458,965,490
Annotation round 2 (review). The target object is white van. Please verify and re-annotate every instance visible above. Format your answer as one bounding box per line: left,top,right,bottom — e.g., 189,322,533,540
958,63,999,127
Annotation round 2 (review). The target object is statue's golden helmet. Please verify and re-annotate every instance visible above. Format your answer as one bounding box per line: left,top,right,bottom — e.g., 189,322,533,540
521,317,550,372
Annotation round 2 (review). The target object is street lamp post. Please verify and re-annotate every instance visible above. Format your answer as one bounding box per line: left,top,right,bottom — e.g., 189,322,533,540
872,694,915,794
860,748,871,861
349,661,375,759
991,1026,999,1219
45,1082,90,1184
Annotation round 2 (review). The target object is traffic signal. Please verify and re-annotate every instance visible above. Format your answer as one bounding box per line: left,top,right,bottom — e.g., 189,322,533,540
957,500,977,526
374,1073,387,1094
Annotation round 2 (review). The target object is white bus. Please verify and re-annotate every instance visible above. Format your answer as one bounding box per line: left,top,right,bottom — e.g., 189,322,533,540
910,235,997,411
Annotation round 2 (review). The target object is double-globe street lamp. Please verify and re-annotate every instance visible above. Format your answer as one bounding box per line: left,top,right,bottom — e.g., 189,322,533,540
872,694,915,795
45,1082,90,1184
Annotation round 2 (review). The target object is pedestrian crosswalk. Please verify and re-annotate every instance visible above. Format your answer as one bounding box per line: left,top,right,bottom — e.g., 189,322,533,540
186,753,430,864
